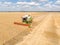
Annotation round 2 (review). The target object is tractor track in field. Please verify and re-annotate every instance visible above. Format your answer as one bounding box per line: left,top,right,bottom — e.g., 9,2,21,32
16,14,60,45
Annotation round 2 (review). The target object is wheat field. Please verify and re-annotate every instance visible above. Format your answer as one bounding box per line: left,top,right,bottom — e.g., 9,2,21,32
0,12,60,45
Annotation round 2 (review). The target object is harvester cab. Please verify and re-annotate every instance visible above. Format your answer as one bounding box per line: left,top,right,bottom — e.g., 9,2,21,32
22,15,32,28
22,15,32,24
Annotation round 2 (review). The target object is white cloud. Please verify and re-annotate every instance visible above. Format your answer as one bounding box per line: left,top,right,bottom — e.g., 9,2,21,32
0,2,14,10
52,0,60,8
23,5,31,8
54,0,60,4
0,2,2,4
4,2,12,4
16,2,27,5
39,0,47,2
28,2,39,5
44,4,52,8
31,0,48,2
16,2,40,6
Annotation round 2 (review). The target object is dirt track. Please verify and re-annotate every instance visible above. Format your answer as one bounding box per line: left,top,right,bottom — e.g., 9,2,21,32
0,12,60,45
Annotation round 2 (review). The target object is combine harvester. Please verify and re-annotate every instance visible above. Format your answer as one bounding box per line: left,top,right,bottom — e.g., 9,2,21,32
14,15,32,28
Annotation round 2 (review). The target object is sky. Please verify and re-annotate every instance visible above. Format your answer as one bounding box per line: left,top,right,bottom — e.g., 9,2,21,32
0,0,60,11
